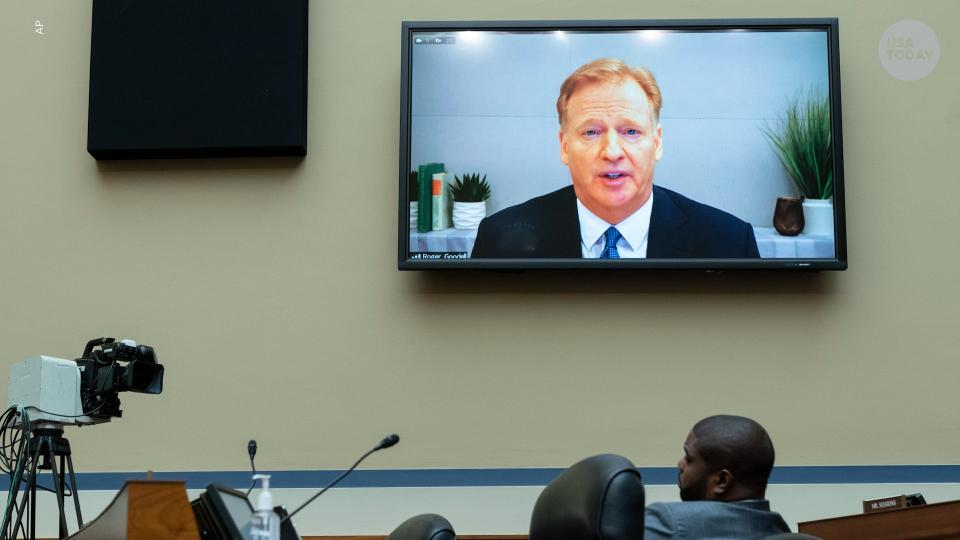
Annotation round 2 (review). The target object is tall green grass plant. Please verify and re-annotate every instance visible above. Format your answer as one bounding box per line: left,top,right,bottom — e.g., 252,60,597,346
763,91,833,200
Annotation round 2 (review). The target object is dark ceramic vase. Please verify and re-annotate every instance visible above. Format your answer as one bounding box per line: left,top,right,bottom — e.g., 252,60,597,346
773,196,805,236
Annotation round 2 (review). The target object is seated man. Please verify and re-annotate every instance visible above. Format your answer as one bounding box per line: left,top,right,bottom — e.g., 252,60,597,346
645,415,791,539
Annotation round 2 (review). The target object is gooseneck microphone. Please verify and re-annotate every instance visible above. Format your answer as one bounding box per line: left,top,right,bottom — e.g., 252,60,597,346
281,434,400,523
245,439,258,496
377,434,399,450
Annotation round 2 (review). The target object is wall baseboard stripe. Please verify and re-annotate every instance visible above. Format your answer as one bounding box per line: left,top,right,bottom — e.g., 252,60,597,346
3,465,959,491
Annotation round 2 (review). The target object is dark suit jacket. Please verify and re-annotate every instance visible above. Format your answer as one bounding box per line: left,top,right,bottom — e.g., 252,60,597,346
470,185,759,258
644,499,791,539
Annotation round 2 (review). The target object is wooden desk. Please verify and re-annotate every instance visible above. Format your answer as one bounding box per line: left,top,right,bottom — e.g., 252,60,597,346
61,481,527,540
798,499,960,539
68,481,200,540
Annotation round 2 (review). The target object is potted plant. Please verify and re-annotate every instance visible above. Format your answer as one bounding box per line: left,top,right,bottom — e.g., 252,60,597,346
763,91,834,236
449,173,491,230
408,170,418,229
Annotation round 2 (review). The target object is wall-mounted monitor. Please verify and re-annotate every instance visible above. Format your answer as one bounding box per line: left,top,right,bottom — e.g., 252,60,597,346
398,19,846,270
87,0,308,160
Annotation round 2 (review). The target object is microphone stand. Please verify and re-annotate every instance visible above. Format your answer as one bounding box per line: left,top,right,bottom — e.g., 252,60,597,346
282,435,398,524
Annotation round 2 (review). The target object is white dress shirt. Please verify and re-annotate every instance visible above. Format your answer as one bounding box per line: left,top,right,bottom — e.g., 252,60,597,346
576,192,653,258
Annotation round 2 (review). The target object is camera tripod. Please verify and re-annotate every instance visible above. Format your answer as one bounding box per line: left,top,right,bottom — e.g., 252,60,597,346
2,422,83,540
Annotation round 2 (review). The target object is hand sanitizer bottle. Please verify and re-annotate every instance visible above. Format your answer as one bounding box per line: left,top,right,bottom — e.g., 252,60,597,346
250,474,280,540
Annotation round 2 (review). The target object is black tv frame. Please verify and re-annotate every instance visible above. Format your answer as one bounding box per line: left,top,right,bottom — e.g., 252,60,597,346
87,0,309,160
398,18,846,271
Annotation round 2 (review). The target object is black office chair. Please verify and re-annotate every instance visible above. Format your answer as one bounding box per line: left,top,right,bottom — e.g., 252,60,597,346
762,534,822,540
529,454,645,540
387,513,456,540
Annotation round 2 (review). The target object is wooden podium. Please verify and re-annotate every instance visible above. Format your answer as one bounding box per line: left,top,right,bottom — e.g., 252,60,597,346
68,481,200,540
798,499,960,539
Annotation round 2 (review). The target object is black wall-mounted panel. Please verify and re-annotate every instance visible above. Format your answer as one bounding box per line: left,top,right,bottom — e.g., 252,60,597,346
87,0,308,160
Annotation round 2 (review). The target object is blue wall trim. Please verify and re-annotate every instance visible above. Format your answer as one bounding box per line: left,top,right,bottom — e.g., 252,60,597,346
2,465,959,491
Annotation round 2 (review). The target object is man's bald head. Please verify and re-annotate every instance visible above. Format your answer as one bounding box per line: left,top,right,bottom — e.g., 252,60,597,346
691,415,775,498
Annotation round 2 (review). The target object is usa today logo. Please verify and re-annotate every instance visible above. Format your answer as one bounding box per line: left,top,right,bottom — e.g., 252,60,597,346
879,20,940,81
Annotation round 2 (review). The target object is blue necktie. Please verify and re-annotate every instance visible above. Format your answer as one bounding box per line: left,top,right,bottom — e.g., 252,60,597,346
600,227,622,259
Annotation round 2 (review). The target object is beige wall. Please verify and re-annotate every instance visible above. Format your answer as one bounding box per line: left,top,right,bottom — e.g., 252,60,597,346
1,0,958,476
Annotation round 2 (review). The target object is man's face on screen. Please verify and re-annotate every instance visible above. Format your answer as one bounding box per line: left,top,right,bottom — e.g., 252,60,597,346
559,78,662,225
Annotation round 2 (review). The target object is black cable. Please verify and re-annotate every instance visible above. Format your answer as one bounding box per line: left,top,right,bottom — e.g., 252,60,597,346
0,406,26,476
0,407,21,472
0,407,18,538
1,408,27,533
0,432,20,475
282,446,378,523
245,454,258,497
9,408,29,540
0,407,30,539
0,407,20,537
1,407,30,539
23,400,108,419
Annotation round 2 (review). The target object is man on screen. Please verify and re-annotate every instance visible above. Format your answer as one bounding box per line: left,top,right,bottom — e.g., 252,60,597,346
470,58,760,259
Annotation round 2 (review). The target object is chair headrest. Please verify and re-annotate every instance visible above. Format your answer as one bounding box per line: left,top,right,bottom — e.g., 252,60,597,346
529,454,645,540
387,513,456,540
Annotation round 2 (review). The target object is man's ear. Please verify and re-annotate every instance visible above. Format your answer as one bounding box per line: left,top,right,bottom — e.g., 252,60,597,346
655,124,663,160
711,469,733,497
559,128,569,166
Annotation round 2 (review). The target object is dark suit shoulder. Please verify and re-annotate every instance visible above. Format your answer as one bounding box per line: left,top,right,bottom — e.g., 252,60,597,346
482,186,575,226
656,186,752,228
649,185,760,258
471,186,580,258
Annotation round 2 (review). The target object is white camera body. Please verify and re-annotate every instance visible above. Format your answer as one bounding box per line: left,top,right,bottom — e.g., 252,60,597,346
6,355,106,426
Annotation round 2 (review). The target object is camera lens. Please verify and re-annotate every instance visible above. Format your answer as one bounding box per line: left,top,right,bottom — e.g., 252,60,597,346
122,362,164,394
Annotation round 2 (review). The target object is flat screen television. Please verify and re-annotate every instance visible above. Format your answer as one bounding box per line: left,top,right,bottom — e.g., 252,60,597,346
398,19,846,270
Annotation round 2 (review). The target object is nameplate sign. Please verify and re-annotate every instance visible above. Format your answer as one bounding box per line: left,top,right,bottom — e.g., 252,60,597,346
864,495,907,513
